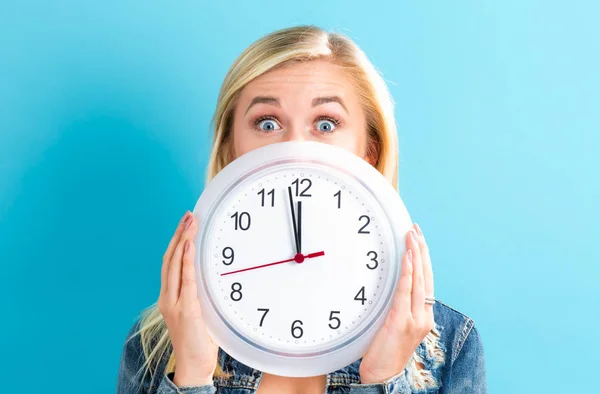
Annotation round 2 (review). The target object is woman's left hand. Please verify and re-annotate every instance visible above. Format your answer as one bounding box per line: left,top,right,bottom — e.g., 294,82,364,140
359,223,435,384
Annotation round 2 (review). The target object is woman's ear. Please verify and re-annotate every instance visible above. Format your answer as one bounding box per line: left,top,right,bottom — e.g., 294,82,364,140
367,151,378,166
365,135,380,167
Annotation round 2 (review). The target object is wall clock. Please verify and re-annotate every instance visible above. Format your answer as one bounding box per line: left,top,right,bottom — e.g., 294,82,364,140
192,141,413,377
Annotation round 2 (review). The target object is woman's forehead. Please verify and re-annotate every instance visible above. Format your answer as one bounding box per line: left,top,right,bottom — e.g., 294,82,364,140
238,60,358,109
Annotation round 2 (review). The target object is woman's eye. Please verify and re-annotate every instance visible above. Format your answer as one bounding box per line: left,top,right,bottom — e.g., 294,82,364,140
316,119,337,133
257,119,281,132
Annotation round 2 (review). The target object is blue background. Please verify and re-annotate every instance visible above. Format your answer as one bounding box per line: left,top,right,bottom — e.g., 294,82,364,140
1,1,598,392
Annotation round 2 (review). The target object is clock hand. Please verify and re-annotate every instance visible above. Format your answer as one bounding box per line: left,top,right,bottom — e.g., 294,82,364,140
287,186,300,255
297,200,302,254
220,251,325,276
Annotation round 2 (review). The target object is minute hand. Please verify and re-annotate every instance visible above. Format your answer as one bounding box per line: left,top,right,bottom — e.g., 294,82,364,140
297,200,302,254
287,186,300,254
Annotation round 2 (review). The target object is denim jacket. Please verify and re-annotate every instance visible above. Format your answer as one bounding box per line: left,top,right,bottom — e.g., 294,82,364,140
117,300,486,394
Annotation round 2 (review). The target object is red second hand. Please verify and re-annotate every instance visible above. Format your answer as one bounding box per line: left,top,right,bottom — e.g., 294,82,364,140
220,251,325,276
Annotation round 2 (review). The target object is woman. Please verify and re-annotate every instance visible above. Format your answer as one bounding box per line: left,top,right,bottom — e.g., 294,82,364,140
117,25,486,394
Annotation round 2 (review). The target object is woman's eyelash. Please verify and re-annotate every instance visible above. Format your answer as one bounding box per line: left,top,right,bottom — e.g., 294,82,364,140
315,115,341,126
252,115,341,131
252,116,280,133
253,115,278,126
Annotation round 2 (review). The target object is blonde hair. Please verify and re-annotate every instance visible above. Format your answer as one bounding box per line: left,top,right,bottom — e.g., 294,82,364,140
129,25,400,388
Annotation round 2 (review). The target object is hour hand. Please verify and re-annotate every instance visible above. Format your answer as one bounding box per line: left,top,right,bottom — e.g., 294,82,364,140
287,187,300,254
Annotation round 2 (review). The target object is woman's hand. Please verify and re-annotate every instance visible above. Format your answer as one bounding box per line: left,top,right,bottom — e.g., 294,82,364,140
157,211,219,387
359,223,435,384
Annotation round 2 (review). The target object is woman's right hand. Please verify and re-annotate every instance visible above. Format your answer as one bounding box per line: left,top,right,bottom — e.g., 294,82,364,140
158,210,219,387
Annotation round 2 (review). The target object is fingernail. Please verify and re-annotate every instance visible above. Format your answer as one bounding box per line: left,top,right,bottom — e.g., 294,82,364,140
410,229,417,242
414,223,423,236
407,248,413,263
186,215,195,229
181,211,190,226
184,239,191,253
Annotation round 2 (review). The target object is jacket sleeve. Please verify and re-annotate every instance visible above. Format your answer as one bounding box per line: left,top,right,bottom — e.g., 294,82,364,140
447,324,487,393
116,320,216,394
347,369,412,394
157,372,216,394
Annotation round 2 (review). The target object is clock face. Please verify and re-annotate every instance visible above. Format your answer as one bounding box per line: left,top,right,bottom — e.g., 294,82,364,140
198,161,397,356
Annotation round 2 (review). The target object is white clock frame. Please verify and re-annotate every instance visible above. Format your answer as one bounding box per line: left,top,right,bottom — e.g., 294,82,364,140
192,141,413,377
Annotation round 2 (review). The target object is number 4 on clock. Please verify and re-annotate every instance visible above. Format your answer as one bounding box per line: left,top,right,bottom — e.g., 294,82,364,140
354,286,367,305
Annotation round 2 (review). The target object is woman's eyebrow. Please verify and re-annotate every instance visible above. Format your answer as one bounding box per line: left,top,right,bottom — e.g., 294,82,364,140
312,96,348,114
245,96,279,115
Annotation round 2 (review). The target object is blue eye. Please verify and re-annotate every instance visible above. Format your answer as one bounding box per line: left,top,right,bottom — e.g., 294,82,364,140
316,119,337,133
257,119,281,132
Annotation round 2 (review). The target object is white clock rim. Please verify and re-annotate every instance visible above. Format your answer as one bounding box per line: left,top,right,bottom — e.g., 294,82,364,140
192,141,413,377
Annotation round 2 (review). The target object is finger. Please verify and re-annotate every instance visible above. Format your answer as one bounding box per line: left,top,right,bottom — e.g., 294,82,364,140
392,246,414,319
179,238,200,305
408,227,425,319
415,223,434,308
167,215,198,304
161,211,192,296
164,211,192,265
